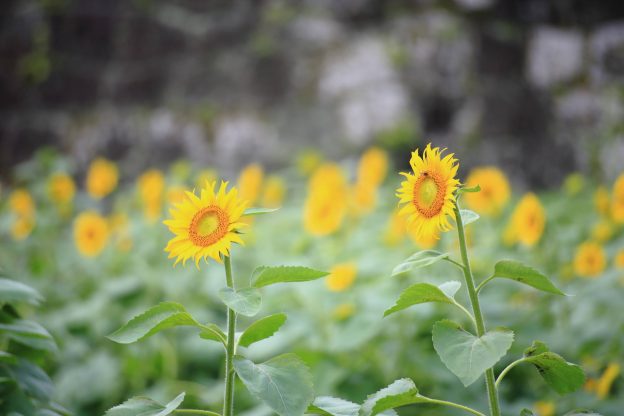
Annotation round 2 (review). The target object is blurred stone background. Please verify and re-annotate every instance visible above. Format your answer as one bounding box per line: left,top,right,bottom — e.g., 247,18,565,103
1,0,624,187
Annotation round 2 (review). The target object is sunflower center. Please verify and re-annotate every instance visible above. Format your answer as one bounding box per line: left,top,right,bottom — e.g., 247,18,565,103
413,171,446,218
188,206,230,247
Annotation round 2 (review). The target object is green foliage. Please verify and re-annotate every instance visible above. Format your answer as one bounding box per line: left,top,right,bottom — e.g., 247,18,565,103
391,250,449,276
243,207,280,216
251,266,329,288
104,392,185,416
432,320,514,386
459,209,480,226
218,287,262,317
0,278,43,305
307,396,360,416
238,313,287,348
488,260,565,295
360,378,427,416
384,282,456,317
233,353,314,416
107,302,203,344
523,341,585,394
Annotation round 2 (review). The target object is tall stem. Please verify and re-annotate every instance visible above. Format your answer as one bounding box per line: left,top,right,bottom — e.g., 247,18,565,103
223,255,237,416
453,204,501,416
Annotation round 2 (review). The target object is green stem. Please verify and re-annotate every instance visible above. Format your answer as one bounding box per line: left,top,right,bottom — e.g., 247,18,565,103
475,275,495,294
443,257,466,270
495,358,527,389
223,255,237,416
423,397,487,416
453,203,501,416
452,300,478,331
175,410,222,416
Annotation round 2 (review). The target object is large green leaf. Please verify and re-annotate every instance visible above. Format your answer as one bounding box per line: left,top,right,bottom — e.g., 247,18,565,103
489,260,565,295
459,209,480,226
432,320,514,386
199,324,227,346
360,378,428,416
10,359,54,402
307,396,360,416
0,320,57,352
238,313,287,348
107,302,201,344
523,341,585,394
104,392,185,416
251,266,329,288
384,283,455,317
0,278,43,305
233,353,314,416
218,287,262,317
391,251,448,277
243,207,280,216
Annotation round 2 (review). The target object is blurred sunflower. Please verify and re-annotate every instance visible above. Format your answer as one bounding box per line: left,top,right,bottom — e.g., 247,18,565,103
47,173,76,207
563,172,585,196
238,163,264,206
611,173,624,223
74,211,110,257
261,176,286,208
164,181,248,267
384,209,407,246
573,241,606,278
9,189,35,217
137,169,165,222
595,362,620,399
86,158,118,199
594,186,610,217
350,181,376,216
615,249,624,269
591,220,613,243
296,149,323,176
167,185,188,206
326,262,357,292
463,166,511,217
304,163,348,236
357,147,388,188
396,144,459,239
506,193,545,246
332,303,355,320
533,401,555,416
11,217,35,241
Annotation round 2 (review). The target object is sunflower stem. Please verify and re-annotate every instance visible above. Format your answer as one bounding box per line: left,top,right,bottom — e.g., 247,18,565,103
453,203,501,416
223,255,237,416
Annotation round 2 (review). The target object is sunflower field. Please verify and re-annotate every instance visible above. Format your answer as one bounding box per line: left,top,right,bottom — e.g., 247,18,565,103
0,143,623,416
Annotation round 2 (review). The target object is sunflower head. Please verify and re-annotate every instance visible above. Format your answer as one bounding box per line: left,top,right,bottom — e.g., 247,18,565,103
357,147,388,187
303,163,348,236
464,166,511,217
396,144,459,240
261,175,286,208
74,211,110,257
9,189,35,217
507,193,545,247
86,158,118,199
48,173,76,206
325,262,357,292
611,173,624,223
11,216,35,241
137,169,166,222
573,241,606,278
238,164,264,205
594,186,610,217
164,181,248,267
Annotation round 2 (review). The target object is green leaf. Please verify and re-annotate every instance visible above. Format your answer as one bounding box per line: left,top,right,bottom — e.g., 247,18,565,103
384,283,455,317
239,313,287,348
243,207,280,216
251,266,329,288
233,353,314,416
0,320,57,352
307,396,360,416
107,302,201,344
458,185,481,194
360,378,428,416
218,287,262,317
491,260,565,295
104,392,185,416
432,320,514,386
459,209,479,225
0,278,43,305
199,324,227,346
438,281,461,298
391,250,449,277
0,351,16,364
520,410,535,416
523,341,585,394
10,359,54,401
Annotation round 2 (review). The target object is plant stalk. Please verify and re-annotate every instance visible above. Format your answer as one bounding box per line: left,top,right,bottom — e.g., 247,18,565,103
223,255,237,416
453,204,501,416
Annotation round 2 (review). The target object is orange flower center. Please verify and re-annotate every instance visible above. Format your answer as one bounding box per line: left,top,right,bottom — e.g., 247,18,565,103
413,171,446,218
188,205,229,247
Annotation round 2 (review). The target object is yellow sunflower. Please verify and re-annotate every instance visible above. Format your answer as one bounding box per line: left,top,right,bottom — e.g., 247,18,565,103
238,163,264,206
9,189,35,217
533,401,555,416
463,166,511,216
594,186,610,217
74,211,110,257
86,158,118,199
611,173,624,223
303,163,348,236
326,262,357,292
261,176,286,208
573,241,606,278
507,193,546,247
48,173,76,206
384,208,407,246
11,216,35,241
357,147,388,187
164,181,248,267
396,144,459,239
137,169,165,222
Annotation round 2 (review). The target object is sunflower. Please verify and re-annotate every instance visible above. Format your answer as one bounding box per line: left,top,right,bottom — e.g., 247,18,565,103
261,175,286,208
611,173,624,223
595,363,620,399
357,147,388,187
408,225,439,249
463,166,511,217
303,163,348,236
573,241,606,278
238,164,264,206
384,209,407,246
533,401,555,416
396,144,459,239
350,181,377,216
164,181,248,267
74,211,110,257
326,262,357,292
9,189,35,217
507,193,546,246
594,186,610,217
48,173,76,206
591,220,612,243
332,303,355,320
86,157,118,199
137,169,165,222
11,216,35,241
